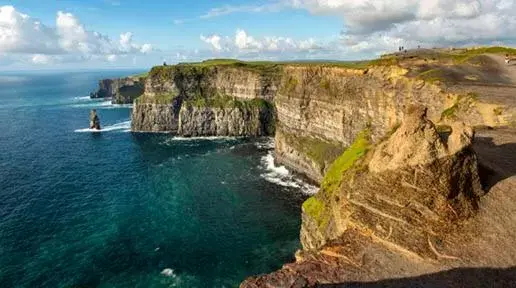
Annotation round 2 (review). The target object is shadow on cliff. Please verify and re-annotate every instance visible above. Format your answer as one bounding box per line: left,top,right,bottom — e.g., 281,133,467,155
322,267,516,288
474,136,516,191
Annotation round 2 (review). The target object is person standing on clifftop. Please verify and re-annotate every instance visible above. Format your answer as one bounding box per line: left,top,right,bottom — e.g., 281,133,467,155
89,109,101,130
506,54,511,65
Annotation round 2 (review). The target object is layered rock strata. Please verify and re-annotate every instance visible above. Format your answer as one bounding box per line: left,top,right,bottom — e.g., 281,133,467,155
90,77,145,104
242,105,484,287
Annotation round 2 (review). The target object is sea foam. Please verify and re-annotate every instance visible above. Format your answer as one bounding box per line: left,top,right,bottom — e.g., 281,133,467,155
74,121,131,133
259,151,318,195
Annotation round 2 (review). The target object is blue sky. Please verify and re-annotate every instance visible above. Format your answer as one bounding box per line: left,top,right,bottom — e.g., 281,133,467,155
1,0,515,70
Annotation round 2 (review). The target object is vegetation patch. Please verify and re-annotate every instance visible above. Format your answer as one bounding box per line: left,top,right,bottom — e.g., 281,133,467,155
447,46,516,63
148,66,176,82
441,92,478,120
368,56,399,67
283,133,345,170
302,197,329,230
135,92,178,104
441,103,459,119
130,72,149,78
417,68,444,84
320,130,370,198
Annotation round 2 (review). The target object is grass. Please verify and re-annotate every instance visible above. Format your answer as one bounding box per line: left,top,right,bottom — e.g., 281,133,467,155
146,57,400,83
282,133,345,169
302,197,328,230
446,46,516,63
441,92,478,120
441,103,459,119
302,129,370,232
135,92,177,104
320,129,370,197
417,68,444,84
130,71,149,78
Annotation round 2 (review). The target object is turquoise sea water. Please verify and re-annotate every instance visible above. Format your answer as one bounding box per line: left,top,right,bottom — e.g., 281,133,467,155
0,71,314,287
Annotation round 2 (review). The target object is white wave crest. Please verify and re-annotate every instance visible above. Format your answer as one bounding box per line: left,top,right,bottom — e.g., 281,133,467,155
71,100,112,108
73,96,93,101
101,104,133,109
160,136,238,145
75,120,131,133
260,151,318,195
161,268,176,278
254,137,275,149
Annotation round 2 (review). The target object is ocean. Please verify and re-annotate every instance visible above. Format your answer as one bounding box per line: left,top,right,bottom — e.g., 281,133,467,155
0,71,316,287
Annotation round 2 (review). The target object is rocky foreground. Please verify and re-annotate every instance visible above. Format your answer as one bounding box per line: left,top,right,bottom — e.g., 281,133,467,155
242,112,516,287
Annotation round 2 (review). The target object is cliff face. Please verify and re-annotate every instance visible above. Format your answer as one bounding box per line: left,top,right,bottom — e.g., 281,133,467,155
242,106,485,287
131,102,179,132
274,66,447,183
131,60,511,179
90,77,145,104
131,64,278,136
143,65,279,101
178,103,274,137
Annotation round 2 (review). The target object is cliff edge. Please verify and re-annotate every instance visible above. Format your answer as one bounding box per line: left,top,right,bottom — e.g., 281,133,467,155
241,106,516,287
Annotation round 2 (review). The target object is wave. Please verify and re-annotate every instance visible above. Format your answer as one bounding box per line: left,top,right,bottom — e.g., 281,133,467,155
160,136,239,146
73,96,94,101
74,120,131,133
254,137,275,149
71,100,113,108
259,151,318,195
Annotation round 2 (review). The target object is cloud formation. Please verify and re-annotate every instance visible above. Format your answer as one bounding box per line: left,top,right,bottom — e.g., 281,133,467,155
201,29,320,54
288,0,516,48
0,5,152,64
194,0,516,57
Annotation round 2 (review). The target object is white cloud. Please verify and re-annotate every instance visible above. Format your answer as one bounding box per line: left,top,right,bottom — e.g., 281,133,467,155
192,1,516,57
140,43,153,54
200,34,224,51
0,6,61,54
287,0,516,49
0,5,154,65
235,29,263,50
107,54,117,62
201,29,323,54
31,54,51,64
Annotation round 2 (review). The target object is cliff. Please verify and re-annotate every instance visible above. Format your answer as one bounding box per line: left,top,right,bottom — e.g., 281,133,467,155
90,76,145,104
241,106,497,287
89,48,516,286
131,61,278,135
130,51,514,181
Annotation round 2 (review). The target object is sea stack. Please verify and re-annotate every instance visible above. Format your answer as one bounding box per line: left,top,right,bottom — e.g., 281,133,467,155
89,109,101,130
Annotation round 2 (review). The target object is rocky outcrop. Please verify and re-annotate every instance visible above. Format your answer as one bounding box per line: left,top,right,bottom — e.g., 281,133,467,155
274,66,448,183
131,98,275,136
90,77,145,104
131,64,278,136
242,106,484,287
143,65,279,101
131,101,180,133
178,103,274,137
89,109,101,130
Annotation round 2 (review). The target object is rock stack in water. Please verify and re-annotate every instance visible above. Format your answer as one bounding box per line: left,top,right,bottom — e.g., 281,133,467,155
89,109,101,130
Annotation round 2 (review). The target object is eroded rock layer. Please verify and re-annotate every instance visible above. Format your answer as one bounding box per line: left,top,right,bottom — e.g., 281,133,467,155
90,77,145,104
242,106,485,287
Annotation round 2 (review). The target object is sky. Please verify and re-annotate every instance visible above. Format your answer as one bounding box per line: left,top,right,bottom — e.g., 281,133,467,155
1,0,516,70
